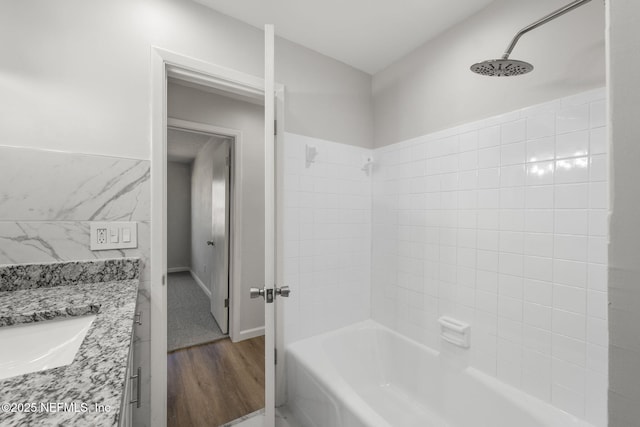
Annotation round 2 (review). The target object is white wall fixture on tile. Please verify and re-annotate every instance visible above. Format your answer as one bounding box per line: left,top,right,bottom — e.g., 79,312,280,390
438,316,471,348
370,88,608,427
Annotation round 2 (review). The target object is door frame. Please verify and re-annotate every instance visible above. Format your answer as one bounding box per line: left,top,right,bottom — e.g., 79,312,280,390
167,118,241,339
150,46,285,427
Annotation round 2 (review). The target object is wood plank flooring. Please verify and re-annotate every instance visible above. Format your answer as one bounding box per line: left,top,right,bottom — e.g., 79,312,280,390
167,336,265,427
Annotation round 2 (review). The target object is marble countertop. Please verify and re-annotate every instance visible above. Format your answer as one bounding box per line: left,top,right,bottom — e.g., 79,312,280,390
0,259,139,426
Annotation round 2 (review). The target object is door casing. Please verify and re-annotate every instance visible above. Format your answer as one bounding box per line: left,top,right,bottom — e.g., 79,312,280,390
150,46,285,427
167,119,239,338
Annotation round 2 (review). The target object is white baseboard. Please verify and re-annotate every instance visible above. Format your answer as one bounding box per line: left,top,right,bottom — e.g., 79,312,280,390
189,270,211,298
167,266,190,273
234,326,265,342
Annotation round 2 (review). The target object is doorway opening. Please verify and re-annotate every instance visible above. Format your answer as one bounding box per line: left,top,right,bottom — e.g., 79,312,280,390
165,81,268,426
166,126,232,351
150,45,285,427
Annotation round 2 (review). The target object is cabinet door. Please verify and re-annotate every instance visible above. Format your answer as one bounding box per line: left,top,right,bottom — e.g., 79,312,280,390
119,344,134,427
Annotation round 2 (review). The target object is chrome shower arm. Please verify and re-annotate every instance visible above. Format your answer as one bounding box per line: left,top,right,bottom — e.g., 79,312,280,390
501,0,593,60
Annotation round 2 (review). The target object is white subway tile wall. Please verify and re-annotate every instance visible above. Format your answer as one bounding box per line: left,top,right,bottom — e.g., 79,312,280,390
283,133,372,344
281,89,607,426
371,88,607,426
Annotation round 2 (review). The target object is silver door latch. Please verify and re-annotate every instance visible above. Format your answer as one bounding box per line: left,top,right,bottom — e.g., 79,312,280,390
250,286,291,303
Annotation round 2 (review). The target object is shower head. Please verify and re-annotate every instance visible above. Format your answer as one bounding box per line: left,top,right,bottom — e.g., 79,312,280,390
470,59,533,77
470,0,592,77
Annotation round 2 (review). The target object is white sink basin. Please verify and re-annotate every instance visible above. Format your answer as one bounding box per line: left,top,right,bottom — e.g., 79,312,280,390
0,315,96,380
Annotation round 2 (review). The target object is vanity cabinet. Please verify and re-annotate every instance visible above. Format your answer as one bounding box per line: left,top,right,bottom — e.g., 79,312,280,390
119,311,142,427
119,343,134,427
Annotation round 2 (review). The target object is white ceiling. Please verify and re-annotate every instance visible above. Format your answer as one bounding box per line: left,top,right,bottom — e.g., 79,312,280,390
194,0,495,74
167,129,228,163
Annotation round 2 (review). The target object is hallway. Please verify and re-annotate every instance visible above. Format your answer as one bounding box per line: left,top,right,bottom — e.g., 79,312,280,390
167,272,226,352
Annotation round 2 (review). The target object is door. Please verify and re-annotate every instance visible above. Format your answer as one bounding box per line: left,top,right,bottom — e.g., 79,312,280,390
210,140,231,333
250,24,284,427
263,24,276,427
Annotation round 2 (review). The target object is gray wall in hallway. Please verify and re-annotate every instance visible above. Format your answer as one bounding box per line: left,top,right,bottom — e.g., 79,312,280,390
373,0,606,148
167,161,192,270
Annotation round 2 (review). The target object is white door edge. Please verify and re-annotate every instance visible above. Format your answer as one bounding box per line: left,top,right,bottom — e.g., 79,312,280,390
263,24,276,427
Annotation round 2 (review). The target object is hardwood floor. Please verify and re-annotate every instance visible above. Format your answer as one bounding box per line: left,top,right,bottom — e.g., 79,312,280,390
167,336,265,427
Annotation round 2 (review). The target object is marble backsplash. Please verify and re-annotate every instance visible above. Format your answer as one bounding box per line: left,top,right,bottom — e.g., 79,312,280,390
0,147,150,277
0,146,149,221
0,221,150,277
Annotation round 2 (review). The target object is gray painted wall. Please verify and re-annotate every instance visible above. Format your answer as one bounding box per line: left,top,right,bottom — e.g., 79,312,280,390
372,0,605,147
169,83,266,337
608,1,640,425
0,0,373,156
167,161,192,270
277,37,373,147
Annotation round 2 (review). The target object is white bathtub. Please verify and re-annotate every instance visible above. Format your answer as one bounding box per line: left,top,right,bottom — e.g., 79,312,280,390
286,320,595,427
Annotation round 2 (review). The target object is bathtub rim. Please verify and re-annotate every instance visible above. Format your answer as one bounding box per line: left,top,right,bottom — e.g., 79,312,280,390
286,319,597,427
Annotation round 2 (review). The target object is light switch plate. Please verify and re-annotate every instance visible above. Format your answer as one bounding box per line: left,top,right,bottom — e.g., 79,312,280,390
90,222,138,250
